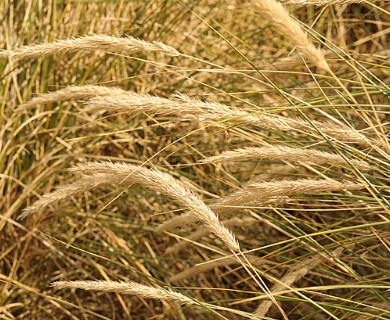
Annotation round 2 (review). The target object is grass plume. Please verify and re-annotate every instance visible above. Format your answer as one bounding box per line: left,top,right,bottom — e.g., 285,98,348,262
157,178,364,232
280,0,380,5
2,1,388,318
52,280,195,305
84,90,376,147
16,85,125,111
166,217,257,254
0,34,179,62
23,161,240,252
170,253,268,282
250,0,329,71
202,145,370,169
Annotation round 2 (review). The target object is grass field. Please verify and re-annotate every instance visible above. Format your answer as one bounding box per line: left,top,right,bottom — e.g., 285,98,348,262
0,0,389,319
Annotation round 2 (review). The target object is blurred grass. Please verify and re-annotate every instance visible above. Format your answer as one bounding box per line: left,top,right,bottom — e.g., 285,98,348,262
1,0,389,319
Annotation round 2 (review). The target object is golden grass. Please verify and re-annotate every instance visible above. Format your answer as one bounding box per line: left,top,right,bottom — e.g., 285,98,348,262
15,85,122,111
0,34,179,62
52,280,195,305
1,0,388,319
250,0,329,71
14,82,378,148
83,89,378,147
202,144,370,169
166,217,257,254
169,253,268,282
157,178,364,232
281,0,380,4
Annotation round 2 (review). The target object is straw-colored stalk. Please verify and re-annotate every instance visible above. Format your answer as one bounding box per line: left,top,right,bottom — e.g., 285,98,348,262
166,217,257,255
170,253,269,282
254,247,344,317
0,34,179,61
157,179,364,232
19,173,123,219
84,90,374,147
16,84,373,147
16,85,125,111
250,0,329,71
52,280,194,305
22,161,239,252
202,145,370,169
221,179,364,207
263,49,331,70
157,193,287,233
16,83,373,146
85,91,300,131
52,280,262,319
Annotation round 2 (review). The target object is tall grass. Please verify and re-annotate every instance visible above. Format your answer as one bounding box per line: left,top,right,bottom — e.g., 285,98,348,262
1,0,389,319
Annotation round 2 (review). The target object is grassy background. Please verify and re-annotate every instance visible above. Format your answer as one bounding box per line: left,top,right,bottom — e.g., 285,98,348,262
0,0,389,319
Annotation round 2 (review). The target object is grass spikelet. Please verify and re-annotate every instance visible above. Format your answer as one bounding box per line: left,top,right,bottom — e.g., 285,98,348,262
85,91,290,128
170,253,267,282
85,91,375,147
172,93,307,132
254,247,344,317
250,0,330,71
166,217,257,254
84,91,205,117
85,91,309,136
218,179,364,208
16,85,126,111
0,34,179,62
280,0,378,5
23,161,240,252
52,280,261,319
19,173,122,220
156,211,203,233
3,2,388,318
157,179,363,232
202,145,370,169
52,280,195,305
156,195,286,233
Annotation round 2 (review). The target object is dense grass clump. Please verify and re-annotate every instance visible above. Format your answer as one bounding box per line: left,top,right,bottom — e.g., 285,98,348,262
1,1,389,319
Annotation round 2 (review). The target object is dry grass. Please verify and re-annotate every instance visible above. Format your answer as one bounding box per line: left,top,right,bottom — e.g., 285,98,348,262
254,247,345,317
202,144,370,169
281,0,381,5
22,161,240,252
169,253,269,283
15,82,380,147
250,0,329,71
15,85,123,111
166,217,257,254
0,34,179,61
83,89,378,147
157,178,365,232
1,0,389,319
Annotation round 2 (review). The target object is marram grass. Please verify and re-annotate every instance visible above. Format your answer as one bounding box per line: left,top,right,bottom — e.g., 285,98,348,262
1,1,389,319
280,0,381,5
22,161,240,252
250,0,329,71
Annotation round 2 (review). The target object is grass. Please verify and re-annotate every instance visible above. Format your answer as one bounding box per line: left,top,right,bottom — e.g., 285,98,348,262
0,0,389,319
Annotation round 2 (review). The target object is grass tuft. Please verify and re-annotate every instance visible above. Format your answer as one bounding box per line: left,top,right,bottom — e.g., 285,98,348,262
1,1,389,319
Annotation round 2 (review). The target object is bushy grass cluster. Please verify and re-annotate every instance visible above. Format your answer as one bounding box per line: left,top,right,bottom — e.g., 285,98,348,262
0,1,389,319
